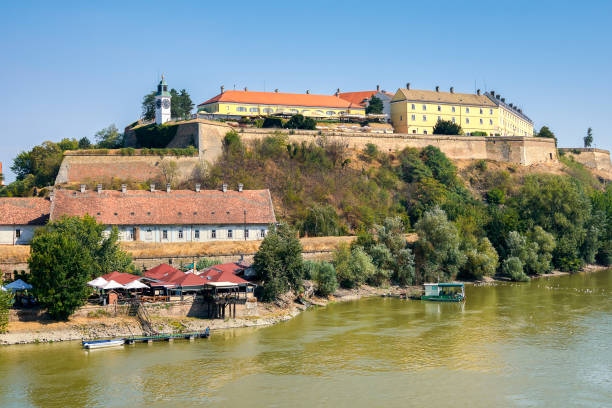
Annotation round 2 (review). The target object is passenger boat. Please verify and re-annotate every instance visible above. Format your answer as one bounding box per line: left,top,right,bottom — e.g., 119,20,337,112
82,339,125,349
421,283,465,302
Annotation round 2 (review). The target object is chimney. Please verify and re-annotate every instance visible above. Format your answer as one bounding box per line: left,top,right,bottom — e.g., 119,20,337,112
501,97,505,102
376,84,380,91
274,88,278,93
477,89,481,95
496,95,501,100
121,184,127,194
306,90,310,94
406,82,410,90
222,183,228,193
244,87,248,91
150,184,155,192
195,183,201,192
220,85,224,94
435,86,439,92
238,183,244,192
96,184,102,194
335,88,340,96
166,183,171,193
80,184,86,193
450,87,454,93
490,90,495,97
509,103,514,108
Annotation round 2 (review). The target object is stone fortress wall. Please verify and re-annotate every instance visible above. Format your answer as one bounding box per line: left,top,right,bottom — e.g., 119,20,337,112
558,148,612,172
57,119,600,185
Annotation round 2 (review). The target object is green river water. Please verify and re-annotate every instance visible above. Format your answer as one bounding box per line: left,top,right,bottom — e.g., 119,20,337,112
1,270,611,407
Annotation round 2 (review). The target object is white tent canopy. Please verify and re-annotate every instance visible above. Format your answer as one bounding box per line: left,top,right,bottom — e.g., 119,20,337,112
123,280,149,290
101,280,124,290
5,279,33,291
87,277,108,289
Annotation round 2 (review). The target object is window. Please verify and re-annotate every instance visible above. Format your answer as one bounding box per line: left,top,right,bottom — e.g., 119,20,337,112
260,229,266,238
438,116,441,121
411,114,416,121
236,107,247,112
15,229,21,238
466,108,470,113
422,105,427,111
490,119,493,125
326,111,335,116
129,229,134,240
490,109,493,115
290,109,299,113
162,230,168,240
437,106,441,111
228,229,233,238
302,110,310,115
314,110,324,116
422,115,427,121
211,229,216,239
411,104,416,109
263,108,273,114
400,115,403,121
480,119,483,124
452,117,456,123
452,106,456,112
195,230,200,239
412,129,417,134
249,107,259,113
480,108,483,114
146,229,153,239
245,229,249,238
466,118,470,124
178,230,183,239
423,130,428,135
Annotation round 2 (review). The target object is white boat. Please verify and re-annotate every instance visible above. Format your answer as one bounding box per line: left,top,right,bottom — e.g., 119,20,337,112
82,339,125,349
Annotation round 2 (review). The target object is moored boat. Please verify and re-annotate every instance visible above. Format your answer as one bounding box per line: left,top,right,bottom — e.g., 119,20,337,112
421,283,465,302
82,339,125,349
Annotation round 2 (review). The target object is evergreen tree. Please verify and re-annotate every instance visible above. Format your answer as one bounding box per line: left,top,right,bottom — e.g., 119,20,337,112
366,95,384,114
433,119,463,135
584,127,593,148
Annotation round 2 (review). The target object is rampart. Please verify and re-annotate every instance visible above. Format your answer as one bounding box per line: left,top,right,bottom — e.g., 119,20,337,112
558,148,612,172
57,119,558,185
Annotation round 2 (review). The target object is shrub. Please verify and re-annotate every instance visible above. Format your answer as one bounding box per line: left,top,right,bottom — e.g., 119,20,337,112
502,257,529,281
432,119,463,135
134,123,179,148
486,188,506,204
470,131,488,136
262,117,284,128
364,143,379,160
333,244,375,288
300,205,343,237
284,114,316,130
311,261,338,297
0,281,13,333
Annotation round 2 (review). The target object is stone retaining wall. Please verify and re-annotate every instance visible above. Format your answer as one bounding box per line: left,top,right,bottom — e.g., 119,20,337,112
558,148,612,172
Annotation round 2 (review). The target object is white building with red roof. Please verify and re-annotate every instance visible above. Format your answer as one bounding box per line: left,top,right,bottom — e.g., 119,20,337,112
50,185,276,243
337,86,394,117
0,197,50,244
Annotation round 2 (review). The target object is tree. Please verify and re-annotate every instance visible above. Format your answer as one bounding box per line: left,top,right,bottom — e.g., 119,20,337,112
433,119,463,135
414,207,466,282
333,244,376,288
584,127,593,148
95,124,123,148
160,159,178,186
309,261,338,297
78,137,92,149
253,223,304,301
502,257,529,282
284,114,316,130
0,280,13,333
301,205,343,237
366,96,384,114
173,89,194,119
460,238,499,280
29,216,133,319
11,141,63,187
536,126,555,139
142,91,156,120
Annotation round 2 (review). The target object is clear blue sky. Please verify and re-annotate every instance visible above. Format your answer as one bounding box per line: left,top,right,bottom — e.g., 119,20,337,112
1,0,611,182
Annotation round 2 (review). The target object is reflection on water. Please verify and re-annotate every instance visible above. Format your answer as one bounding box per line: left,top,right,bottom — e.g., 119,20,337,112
1,270,611,407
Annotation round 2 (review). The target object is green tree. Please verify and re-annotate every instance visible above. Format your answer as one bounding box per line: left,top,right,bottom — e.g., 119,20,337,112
309,261,338,297
584,127,593,148
78,137,92,149
333,244,375,288
414,207,466,282
502,256,529,282
253,223,304,301
460,237,499,280
170,88,194,119
95,124,123,149
11,141,63,187
57,138,79,151
536,126,555,139
0,280,13,333
433,119,463,135
366,96,384,114
301,205,343,237
29,216,133,319
142,91,156,120
284,114,316,130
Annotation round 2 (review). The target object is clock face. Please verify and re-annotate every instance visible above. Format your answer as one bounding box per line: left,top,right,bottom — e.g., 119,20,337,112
156,99,162,108
163,99,170,109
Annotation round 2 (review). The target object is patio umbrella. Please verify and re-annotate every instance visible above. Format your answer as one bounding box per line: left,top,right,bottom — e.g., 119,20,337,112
87,277,108,288
123,280,149,290
1,286,6,292
101,280,125,290
5,279,33,291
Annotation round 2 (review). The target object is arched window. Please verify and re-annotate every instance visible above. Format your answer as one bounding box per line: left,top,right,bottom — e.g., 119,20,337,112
290,109,299,113
249,107,259,113
263,108,273,114
314,110,324,116
236,107,247,112
326,111,335,116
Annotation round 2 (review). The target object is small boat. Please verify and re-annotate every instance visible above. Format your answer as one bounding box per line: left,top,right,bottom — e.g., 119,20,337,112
421,283,465,302
82,339,125,349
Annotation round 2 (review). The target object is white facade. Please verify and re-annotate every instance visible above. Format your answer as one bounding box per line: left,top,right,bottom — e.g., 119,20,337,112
155,95,171,124
0,225,40,245
107,224,270,243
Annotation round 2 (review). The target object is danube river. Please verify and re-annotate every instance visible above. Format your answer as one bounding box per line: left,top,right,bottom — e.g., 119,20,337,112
1,270,611,407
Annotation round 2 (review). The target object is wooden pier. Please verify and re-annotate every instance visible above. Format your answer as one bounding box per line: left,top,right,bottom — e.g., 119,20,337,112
124,328,210,344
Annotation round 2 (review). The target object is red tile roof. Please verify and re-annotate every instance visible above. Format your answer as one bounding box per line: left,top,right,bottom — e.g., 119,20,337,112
200,263,249,284
144,264,207,287
50,189,276,226
198,90,364,110
144,264,182,281
0,198,50,225
101,271,141,285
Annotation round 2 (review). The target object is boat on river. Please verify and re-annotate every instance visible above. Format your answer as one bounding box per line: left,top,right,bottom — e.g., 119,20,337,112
82,339,125,349
421,283,465,302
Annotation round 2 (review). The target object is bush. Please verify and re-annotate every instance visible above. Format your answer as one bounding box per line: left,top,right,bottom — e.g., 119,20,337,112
334,244,375,288
262,117,284,128
502,257,529,282
432,119,463,135
134,123,179,148
0,281,13,333
284,114,316,130
470,131,488,136
310,261,338,297
460,238,499,280
486,188,506,204
364,143,379,160
300,205,343,237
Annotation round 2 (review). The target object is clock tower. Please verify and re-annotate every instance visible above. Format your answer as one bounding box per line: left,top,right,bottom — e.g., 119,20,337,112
155,75,171,124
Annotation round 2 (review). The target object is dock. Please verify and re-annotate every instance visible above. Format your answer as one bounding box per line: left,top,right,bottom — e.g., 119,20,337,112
124,328,210,344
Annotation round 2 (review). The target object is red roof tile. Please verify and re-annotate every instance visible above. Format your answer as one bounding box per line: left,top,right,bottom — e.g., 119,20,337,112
0,198,50,225
198,90,364,110
200,263,249,284
101,271,141,285
50,189,276,226
144,264,207,287
144,264,182,280
337,91,394,106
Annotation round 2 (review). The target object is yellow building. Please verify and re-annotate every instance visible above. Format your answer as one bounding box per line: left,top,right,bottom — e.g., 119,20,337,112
390,86,498,135
198,87,365,119
485,91,534,136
